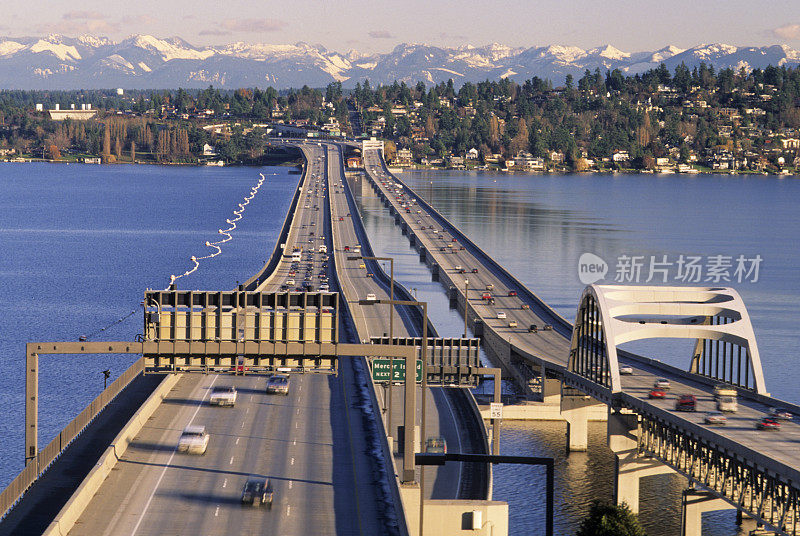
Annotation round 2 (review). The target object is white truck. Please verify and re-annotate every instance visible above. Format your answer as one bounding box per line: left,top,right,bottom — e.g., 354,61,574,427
714,385,738,412
209,386,237,407
318,245,327,253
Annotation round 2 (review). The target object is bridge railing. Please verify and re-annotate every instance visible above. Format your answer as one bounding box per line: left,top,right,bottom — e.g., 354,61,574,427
0,357,144,521
365,153,573,341
243,146,306,291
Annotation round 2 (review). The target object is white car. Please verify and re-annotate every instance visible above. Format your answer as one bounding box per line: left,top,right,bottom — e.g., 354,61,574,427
455,265,463,271
365,293,377,301
619,365,634,375
286,279,295,286
508,321,518,328
178,425,209,455
497,312,507,319
654,378,671,390
209,386,237,407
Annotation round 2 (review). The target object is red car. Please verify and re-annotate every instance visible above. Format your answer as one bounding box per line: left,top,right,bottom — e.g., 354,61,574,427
508,291,517,297
338,216,344,221
481,293,492,301
757,418,781,431
649,389,666,399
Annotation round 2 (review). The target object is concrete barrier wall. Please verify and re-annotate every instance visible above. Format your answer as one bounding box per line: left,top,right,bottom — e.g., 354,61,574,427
368,156,573,339
41,373,182,536
243,147,305,291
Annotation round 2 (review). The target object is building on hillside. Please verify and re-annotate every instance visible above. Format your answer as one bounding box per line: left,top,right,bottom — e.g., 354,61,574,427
48,103,97,121
466,147,479,160
612,151,630,162
203,144,217,156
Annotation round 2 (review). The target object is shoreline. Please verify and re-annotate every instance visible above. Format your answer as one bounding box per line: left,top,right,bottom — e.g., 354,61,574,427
391,166,798,177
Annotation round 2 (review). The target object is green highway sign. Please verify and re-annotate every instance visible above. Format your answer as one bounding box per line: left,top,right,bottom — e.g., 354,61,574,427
371,358,423,382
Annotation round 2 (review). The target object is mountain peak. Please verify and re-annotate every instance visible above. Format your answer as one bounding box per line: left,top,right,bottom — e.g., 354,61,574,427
592,44,630,60
0,34,796,90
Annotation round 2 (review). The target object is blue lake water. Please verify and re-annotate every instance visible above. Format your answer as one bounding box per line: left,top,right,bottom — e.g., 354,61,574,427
2,163,797,535
0,162,297,488
355,169,800,536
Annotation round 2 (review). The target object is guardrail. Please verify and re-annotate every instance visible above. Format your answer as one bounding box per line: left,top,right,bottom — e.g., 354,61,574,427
367,155,573,340
243,146,306,291
334,146,436,338
338,146,491,501
366,153,800,414
0,357,144,521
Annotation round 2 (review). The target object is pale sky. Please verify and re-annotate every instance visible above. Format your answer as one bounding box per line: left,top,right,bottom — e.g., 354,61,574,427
5,0,800,54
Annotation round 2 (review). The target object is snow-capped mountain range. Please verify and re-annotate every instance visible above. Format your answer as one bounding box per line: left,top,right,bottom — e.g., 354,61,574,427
0,34,798,90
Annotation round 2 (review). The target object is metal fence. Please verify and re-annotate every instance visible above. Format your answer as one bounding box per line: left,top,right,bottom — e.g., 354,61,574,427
0,356,145,521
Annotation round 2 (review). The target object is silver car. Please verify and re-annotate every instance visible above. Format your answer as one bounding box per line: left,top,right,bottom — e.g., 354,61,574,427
266,374,290,395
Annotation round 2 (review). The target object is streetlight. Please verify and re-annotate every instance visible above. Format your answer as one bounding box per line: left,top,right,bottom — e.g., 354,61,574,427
463,279,469,338
350,254,395,434
360,296,428,536
102,369,111,390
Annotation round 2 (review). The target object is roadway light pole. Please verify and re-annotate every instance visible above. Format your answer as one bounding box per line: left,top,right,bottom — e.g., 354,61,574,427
358,296,427,487
351,254,395,435
463,279,469,338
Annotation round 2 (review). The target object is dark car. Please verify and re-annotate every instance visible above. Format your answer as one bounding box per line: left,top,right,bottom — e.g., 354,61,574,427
508,290,517,297
675,394,697,411
471,268,479,273
241,477,273,507
757,417,781,431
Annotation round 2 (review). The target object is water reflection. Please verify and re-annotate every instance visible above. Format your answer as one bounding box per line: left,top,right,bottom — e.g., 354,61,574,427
354,171,757,535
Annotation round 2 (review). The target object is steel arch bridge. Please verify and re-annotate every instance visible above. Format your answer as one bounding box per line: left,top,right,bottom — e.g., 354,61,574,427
567,285,767,395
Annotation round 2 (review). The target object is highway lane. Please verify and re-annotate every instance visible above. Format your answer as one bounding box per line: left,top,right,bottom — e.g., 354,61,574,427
327,146,468,500
362,148,800,480
68,143,386,535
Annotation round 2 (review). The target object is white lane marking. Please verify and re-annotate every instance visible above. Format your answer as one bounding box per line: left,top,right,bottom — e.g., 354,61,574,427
223,478,227,488
130,375,219,536
241,421,245,429
246,407,249,414
293,439,296,446
295,422,298,429
236,437,240,445
291,457,295,465
214,506,220,517
287,505,291,516
229,456,234,465
296,408,300,415
289,481,293,489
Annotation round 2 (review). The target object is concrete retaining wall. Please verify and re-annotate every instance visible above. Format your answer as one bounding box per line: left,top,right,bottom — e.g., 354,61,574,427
41,373,182,536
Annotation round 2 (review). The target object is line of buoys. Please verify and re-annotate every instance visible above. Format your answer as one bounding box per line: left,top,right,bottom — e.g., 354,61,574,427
168,173,266,288
79,308,139,341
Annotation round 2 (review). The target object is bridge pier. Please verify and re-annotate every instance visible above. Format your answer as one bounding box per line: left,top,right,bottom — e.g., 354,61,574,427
681,489,734,536
560,392,595,451
607,410,674,513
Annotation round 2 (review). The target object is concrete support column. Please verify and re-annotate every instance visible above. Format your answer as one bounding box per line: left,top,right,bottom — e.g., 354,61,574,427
681,489,734,536
607,409,674,513
561,394,594,451
542,378,561,405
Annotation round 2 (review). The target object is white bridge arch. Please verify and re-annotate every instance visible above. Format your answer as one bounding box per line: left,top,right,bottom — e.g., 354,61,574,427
568,285,766,394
